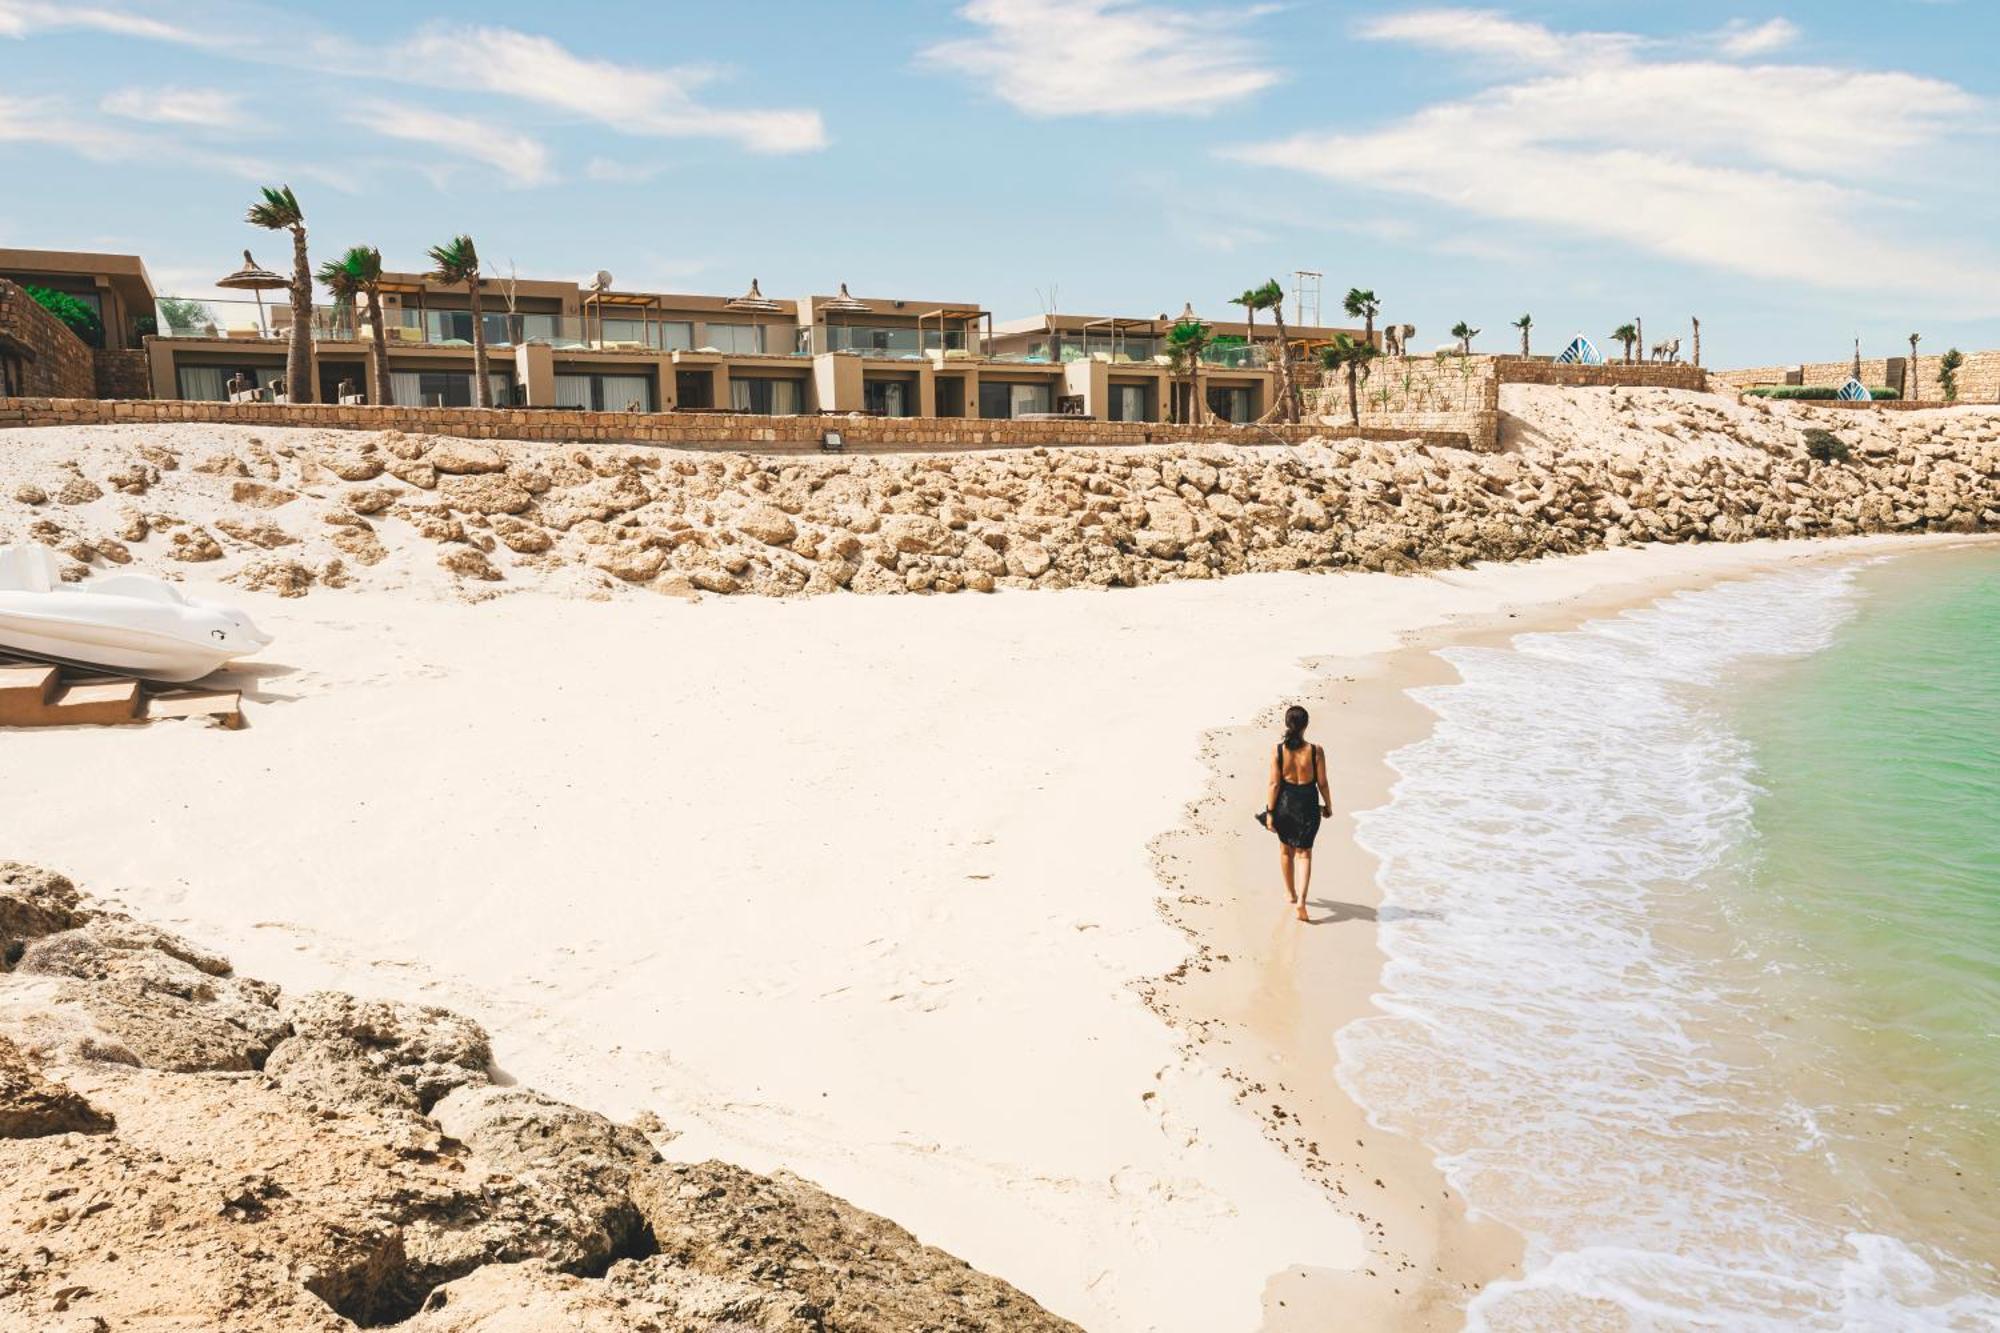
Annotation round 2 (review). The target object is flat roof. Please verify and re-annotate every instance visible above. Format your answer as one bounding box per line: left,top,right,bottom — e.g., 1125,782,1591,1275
0,247,156,308
993,311,1364,340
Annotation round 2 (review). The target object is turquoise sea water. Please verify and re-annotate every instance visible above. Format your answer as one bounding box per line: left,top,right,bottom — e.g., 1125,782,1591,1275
1342,543,2000,1329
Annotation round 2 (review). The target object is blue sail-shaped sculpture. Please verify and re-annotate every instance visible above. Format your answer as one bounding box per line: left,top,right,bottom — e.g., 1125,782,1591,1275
1836,377,1871,401
1557,335,1604,365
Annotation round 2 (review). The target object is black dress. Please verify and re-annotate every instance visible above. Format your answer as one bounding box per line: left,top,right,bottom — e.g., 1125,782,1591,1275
1272,742,1322,850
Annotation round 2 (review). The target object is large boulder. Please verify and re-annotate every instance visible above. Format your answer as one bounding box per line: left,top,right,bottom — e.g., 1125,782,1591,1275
0,862,85,966
266,991,491,1114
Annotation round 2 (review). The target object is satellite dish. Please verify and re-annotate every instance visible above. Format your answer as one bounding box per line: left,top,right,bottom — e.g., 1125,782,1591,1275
591,270,613,291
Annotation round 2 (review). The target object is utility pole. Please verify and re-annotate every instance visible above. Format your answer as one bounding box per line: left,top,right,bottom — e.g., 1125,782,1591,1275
1292,270,1322,328
1691,317,1701,368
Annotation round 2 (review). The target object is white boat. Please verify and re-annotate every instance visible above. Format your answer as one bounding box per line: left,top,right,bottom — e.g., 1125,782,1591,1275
0,544,274,683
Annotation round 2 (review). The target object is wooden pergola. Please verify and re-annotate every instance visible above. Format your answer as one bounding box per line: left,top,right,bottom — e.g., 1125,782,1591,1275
1080,316,1158,362
918,306,992,357
582,289,661,348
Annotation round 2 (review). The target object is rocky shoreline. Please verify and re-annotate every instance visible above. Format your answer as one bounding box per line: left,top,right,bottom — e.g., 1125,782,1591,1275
1,389,1994,604
0,861,1078,1332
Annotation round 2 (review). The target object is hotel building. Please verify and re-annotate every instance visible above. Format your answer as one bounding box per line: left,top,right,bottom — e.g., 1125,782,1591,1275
2,248,1365,424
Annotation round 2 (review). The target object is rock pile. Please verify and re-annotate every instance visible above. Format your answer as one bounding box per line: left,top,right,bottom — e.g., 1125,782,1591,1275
0,391,1994,602
0,861,1077,1332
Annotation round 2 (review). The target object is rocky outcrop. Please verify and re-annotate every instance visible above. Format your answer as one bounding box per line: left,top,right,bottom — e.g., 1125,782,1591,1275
5,395,1994,603
0,863,1078,1332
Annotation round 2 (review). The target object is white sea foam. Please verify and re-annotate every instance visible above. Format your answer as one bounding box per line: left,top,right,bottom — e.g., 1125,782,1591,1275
1343,566,2000,1329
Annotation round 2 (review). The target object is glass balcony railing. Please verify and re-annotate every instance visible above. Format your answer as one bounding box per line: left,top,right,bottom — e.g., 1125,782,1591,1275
1201,342,1266,368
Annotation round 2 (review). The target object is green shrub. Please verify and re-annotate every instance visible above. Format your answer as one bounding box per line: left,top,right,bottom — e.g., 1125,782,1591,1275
22,284,103,348
1744,385,1898,401
1802,428,1850,463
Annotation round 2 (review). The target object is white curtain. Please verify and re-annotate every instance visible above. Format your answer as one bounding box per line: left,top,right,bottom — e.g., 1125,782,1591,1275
391,371,427,406
553,374,592,409
1012,383,1052,415
599,375,651,411
176,366,229,401
729,378,802,414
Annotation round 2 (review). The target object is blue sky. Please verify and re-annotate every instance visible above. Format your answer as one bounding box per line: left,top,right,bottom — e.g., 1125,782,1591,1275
2,0,1995,366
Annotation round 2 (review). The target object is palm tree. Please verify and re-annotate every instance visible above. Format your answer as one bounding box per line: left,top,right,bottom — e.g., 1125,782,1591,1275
1233,287,1260,354
1612,323,1639,363
1907,332,1922,403
1320,333,1380,428
1248,278,1295,421
1511,313,1533,357
427,235,491,407
245,185,315,403
1343,287,1380,346
1450,321,1480,355
1166,317,1212,426
319,245,391,406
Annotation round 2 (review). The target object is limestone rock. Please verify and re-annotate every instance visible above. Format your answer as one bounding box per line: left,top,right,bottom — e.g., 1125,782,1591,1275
168,527,223,562
437,473,533,516
12,482,47,505
1,861,86,963
427,440,506,475
736,503,798,547
216,517,298,548
55,475,104,505
267,991,491,1114
438,547,502,581
230,557,316,597
230,480,297,509
0,1035,113,1138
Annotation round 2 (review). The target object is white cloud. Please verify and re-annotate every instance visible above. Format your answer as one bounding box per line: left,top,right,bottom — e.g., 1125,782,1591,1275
367,23,825,154
100,85,244,129
0,0,201,43
1354,8,1635,68
1716,17,1800,58
920,0,1279,116
3,4,827,157
1229,9,1998,302
344,100,554,188
0,92,347,188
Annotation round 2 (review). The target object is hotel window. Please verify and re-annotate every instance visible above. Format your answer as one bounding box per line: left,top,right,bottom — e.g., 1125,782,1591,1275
863,378,915,416
598,318,652,347
659,321,694,351
978,382,1052,419
1205,385,1252,423
1109,383,1152,422
176,365,275,400
555,373,655,411
390,370,514,407
703,322,764,354
519,312,561,344
729,377,804,415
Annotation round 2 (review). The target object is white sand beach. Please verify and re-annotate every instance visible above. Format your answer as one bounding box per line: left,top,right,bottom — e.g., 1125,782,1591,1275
8,526,1973,1331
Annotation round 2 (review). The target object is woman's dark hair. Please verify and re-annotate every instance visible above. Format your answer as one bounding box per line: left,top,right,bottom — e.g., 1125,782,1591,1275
1283,705,1309,750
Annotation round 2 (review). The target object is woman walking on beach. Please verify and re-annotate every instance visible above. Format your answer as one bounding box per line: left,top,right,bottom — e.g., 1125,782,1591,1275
1263,705,1331,923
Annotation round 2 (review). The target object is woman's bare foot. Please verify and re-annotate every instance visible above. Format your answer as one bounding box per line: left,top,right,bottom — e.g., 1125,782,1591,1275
1295,904,1309,923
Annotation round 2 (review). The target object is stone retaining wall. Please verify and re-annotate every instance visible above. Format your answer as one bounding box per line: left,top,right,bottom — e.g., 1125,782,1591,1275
1713,350,2000,403
0,279,95,399
0,394,1479,453
1494,356,1709,391
1304,354,1500,450
91,348,152,399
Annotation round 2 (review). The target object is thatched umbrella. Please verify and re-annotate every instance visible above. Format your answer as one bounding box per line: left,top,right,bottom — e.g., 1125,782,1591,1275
215,249,288,337
724,278,782,314
818,282,872,353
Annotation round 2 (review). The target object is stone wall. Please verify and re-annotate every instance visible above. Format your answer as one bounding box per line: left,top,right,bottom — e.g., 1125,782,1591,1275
1712,350,2000,403
91,348,152,399
0,279,95,399
1493,356,1710,391
1304,353,1500,451
0,394,1481,453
